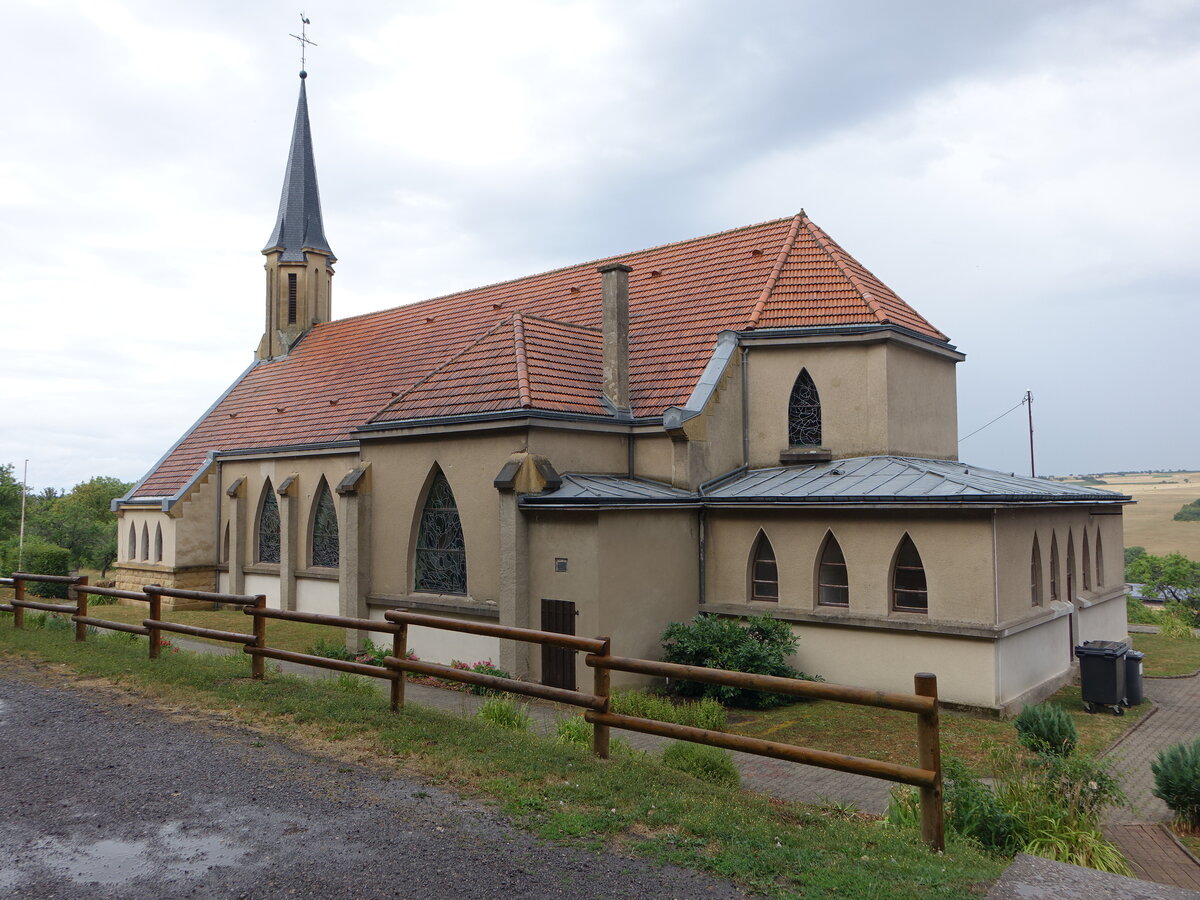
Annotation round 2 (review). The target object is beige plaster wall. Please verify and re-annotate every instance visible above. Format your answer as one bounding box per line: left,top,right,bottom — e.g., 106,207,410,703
1078,593,1129,645
295,576,339,615
884,342,958,459
244,573,281,608
633,433,675,484
365,608,500,665
527,511,601,685
792,624,997,708
671,353,745,489
996,615,1073,708
705,509,995,624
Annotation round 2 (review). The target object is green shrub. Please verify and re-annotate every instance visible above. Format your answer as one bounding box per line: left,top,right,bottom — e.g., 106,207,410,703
308,637,355,661
476,696,531,731
553,715,640,756
1174,499,1200,522
1160,608,1197,639
0,538,72,598
1015,703,1078,757
1153,738,1200,828
610,689,727,731
661,741,740,787
660,613,818,708
1126,595,1161,624
943,755,1020,854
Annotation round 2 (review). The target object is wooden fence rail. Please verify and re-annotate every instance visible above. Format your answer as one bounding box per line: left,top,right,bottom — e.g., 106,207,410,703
0,572,944,850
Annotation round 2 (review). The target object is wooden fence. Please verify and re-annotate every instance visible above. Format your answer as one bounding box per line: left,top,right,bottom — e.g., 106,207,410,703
0,571,944,850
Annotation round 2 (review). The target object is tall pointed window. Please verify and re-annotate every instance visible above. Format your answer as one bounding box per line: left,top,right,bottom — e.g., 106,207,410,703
257,480,281,564
750,532,778,602
1082,531,1091,591
1049,535,1060,603
140,523,149,561
892,535,928,612
1031,536,1042,606
222,523,230,564
310,480,339,568
787,369,822,447
153,524,163,564
287,273,298,324
415,468,466,594
128,523,137,561
1066,532,1076,602
1095,529,1105,587
817,533,849,607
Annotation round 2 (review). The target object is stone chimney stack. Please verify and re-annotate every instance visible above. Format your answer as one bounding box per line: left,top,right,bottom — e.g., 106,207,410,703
598,262,632,412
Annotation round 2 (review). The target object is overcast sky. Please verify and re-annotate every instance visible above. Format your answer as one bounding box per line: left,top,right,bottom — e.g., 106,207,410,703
2,0,1197,492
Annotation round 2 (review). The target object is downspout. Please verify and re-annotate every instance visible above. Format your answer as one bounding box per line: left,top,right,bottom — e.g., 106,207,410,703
740,346,750,468
627,431,635,478
214,459,223,590
698,507,707,606
992,509,1001,707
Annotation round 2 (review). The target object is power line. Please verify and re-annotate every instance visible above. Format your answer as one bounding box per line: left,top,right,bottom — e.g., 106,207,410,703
958,397,1027,444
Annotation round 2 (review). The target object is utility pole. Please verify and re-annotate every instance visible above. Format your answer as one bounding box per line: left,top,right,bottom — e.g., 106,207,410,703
18,459,28,570
1025,391,1035,478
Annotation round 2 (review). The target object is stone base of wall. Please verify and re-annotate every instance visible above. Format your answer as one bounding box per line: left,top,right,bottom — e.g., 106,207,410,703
110,565,217,611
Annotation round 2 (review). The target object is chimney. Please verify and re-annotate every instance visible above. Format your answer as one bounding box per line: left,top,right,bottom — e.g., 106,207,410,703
598,262,632,412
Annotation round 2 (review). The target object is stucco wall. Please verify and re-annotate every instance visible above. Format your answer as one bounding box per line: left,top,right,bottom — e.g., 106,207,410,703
1078,592,1129,645
295,576,339,615
244,573,281,608
365,608,500,665
883,342,958,459
996,614,1073,710
705,508,995,624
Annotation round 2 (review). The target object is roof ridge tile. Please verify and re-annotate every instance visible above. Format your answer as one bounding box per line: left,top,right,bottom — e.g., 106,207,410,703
745,212,804,329
512,314,532,409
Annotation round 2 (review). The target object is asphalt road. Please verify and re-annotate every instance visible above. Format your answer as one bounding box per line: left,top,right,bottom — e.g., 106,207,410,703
0,669,745,899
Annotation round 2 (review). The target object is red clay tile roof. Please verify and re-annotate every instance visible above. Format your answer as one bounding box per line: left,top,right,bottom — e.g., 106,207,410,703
131,212,947,499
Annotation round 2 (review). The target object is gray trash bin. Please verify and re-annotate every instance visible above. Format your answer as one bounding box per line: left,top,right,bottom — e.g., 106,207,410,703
1124,649,1145,706
1075,640,1128,715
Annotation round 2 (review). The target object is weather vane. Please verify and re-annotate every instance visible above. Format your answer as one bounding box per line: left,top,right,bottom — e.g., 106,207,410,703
290,13,316,74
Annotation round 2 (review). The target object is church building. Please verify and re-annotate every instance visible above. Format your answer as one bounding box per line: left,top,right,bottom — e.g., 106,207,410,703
112,73,1130,713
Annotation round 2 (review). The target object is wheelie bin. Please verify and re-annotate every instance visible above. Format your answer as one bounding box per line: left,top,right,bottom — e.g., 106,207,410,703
1124,649,1145,706
1075,640,1127,715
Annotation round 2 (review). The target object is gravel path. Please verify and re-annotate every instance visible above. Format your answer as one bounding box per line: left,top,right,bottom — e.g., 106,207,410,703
0,668,746,899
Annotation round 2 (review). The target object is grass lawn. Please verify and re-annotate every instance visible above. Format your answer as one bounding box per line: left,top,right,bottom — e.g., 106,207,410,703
728,683,1149,771
1131,633,1200,677
0,617,1006,899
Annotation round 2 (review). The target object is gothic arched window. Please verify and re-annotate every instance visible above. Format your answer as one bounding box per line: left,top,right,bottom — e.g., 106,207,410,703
1066,531,1076,602
1082,531,1091,591
257,480,281,564
222,522,230,564
414,468,466,594
1050,535,1060,603
817,533,849,607
1095,529,1105,586
140,523,149,561
128,523,137,561
1031,536,1042,606
892,534,928,612
750,532,778,602
787,369,822,447
153,524,163,564
310,480,339,568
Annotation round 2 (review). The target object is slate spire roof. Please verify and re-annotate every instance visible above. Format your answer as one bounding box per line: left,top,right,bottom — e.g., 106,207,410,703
263,73,335,263
131,212,951,501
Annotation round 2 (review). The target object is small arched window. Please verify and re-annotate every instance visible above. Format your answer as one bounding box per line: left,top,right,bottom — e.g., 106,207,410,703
153,524,163,564
310,480,339,568
128,523,137,561
817,533,849,607
787,369,822,447
1095,529,1105,586
257,480,281,564
140,523,149,561
222,522,230,564
750,532,779,602
414,467,467,594
1066,531,1076,602
1031,536,1042,606
892,534,928,612
1082,531,1091,591
1049,535,1060,603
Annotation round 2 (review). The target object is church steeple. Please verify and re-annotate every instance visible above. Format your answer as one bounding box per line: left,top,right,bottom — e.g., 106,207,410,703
258,71,336,360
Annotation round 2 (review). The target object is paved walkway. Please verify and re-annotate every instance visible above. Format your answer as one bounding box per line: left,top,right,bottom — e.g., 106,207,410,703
1101,674,1200,892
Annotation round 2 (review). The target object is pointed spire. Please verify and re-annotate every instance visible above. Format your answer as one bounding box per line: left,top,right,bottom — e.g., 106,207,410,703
263,73,335,262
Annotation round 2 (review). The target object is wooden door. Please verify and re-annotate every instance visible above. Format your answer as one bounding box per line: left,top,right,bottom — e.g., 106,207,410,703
541,598,576,690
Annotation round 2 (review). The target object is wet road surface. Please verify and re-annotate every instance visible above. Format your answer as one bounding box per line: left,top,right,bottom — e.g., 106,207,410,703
0,670,745,899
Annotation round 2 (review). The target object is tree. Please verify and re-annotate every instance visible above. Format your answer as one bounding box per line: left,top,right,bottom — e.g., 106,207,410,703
25,476,132,576
1127,552,1200,606
0,464,23,541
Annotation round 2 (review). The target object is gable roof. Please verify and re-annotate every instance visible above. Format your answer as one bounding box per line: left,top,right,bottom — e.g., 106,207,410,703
131,212,947,500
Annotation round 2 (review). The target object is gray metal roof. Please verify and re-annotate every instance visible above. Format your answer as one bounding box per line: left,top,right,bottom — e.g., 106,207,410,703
263,75,335,263
522,456,1130,508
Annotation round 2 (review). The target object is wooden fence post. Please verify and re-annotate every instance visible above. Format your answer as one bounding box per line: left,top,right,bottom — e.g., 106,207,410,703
915,672,944,852
592,637,611,760
251,595,267,680
13,576,24,629
391,623,407,712
73,577,89,642
147,587,162,660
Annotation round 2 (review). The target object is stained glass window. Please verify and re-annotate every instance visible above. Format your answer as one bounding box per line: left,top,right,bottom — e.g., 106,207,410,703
788,369,822,447
892,535,928,612
415,469,466,594
751,533,778,602
258,482,281,564
817,534,849,606
311,481,339,568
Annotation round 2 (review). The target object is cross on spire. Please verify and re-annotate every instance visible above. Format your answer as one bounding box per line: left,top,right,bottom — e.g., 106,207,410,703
289,13,316,74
